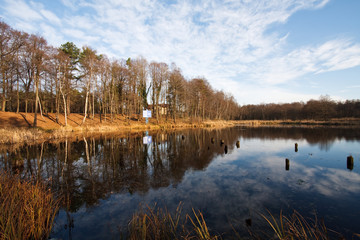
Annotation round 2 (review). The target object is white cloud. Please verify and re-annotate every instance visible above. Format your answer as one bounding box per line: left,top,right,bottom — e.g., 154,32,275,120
60,0,82,10
40,9,61,25
212,77,320,104
315,40,360,72
2,0,42,21
1,0,360,103
248,39,360,86
40,23,64,47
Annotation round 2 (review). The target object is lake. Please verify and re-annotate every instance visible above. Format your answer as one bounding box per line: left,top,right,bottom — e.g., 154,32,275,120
1,126,360,239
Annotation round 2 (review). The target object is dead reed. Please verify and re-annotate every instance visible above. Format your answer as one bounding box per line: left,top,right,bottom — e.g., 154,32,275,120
255,210,344,240
0,171,60,240
0,127,44,144
128,202,219,240
129,203,357,240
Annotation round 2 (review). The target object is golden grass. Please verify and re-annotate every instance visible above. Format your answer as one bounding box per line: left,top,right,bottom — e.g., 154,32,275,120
129,204,354,240
0,127,45,144
0,171,60,240
128,203,219,240
187,209,219,240
1,112,359,145
0,119,240,145
256,210,343,240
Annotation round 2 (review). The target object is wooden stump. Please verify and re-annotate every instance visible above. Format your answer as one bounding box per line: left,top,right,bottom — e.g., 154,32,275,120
285,158,290,171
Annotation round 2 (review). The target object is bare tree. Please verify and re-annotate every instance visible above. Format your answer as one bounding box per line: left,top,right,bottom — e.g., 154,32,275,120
79,46,99,125
149,61,168,122
167,63,185,123
60,42,80,116
0,21,25,111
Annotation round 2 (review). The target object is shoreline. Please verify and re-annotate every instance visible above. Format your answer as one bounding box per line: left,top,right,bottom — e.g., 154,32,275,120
0,112,359,145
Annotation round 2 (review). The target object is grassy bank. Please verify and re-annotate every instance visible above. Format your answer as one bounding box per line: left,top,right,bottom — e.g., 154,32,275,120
0,112,360,145
237,118,360,126
0,112,241,145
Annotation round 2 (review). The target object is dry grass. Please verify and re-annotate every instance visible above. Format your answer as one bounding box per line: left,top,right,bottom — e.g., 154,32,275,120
128,203,219,240
128,205,352,240
0,171,60,240
0,127,46,144
255,210,343,240
0,113,242,145
187,209,219,240
236,118,360,127
1,112,358,145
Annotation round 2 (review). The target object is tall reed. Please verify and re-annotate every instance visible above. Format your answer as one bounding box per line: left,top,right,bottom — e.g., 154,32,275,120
256,210,343,240
128,202,219,240
0,128,42,144
0,171,60,240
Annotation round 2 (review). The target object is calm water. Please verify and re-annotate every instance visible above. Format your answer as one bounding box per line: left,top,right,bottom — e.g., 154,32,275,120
1,127,360,239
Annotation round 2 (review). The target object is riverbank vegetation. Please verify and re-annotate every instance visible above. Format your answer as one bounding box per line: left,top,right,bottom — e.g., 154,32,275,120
0,112,359,145
0,111,242,145
0,171,60,240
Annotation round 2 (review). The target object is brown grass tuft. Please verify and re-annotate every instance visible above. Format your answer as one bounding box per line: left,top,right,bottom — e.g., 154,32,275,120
0,127,44,144
256,210,343,240
128,203,219,240
0,171,60,240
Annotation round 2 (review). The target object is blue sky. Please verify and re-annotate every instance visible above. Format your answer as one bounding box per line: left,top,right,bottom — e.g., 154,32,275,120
1,0,359,105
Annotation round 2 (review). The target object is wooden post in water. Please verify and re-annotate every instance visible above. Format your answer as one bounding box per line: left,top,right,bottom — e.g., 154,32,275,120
224,145,228,154
236,140,240,148
347,155,354,170
285,158,290,171
295,143,298,152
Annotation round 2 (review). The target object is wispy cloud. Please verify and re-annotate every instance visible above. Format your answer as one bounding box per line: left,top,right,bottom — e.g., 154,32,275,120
40,9,61,26
251,39,360,85
1,0,359,103
2,0,42,21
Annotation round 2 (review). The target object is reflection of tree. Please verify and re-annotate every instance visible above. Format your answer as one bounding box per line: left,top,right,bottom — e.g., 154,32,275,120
0,127,359,211
0,129,238,210
317,141,333,152
240,127,360,151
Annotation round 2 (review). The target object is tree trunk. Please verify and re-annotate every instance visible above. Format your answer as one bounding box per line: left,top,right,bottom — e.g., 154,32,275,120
16,76,19,113
66,95,71,115
81,83,90,125
92,81,95,120
59,80,67,126
2,71,6,112
37,94,45,120
25,98,28,115
33,76,39,127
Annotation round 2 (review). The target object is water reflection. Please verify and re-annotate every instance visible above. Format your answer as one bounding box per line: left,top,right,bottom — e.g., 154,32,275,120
0,126,359,239
0,129,240,209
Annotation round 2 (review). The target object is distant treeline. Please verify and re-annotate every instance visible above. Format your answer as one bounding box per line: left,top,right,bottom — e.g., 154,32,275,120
0,21,240,127
239,96,360,120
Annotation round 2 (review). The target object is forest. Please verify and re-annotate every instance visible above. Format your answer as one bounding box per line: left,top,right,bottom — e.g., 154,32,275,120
239,96,360,120
0,21,240,127
1,20,359,126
